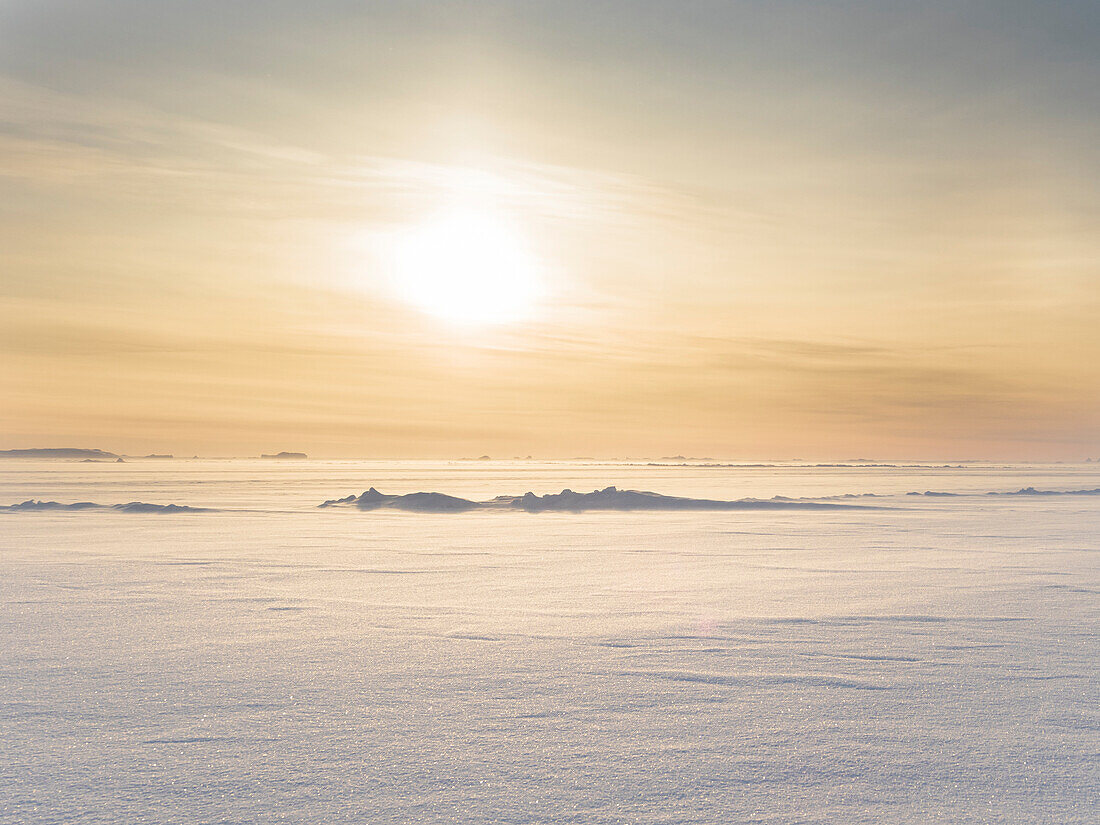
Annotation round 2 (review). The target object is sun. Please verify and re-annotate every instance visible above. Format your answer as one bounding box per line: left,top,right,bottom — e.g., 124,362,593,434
382,207,544,326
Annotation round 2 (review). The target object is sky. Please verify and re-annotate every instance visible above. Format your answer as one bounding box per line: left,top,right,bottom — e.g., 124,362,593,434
2,0,1099,459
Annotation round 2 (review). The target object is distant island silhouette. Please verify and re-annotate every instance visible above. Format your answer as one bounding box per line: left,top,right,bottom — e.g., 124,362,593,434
0,448,119,460
2,499,208,513
261,452,308,459
319,486,877,513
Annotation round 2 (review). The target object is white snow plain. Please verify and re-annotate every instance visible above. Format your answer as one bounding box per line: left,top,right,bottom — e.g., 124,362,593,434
1,459,1097,824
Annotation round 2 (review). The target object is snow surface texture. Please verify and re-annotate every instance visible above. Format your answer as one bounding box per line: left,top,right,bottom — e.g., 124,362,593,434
1,460,1097,824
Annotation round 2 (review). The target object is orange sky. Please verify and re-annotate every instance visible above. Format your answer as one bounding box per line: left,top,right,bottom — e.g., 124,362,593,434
2,2,1099,459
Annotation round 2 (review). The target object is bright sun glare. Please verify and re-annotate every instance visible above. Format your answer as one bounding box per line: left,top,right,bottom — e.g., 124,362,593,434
383,208,543,326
